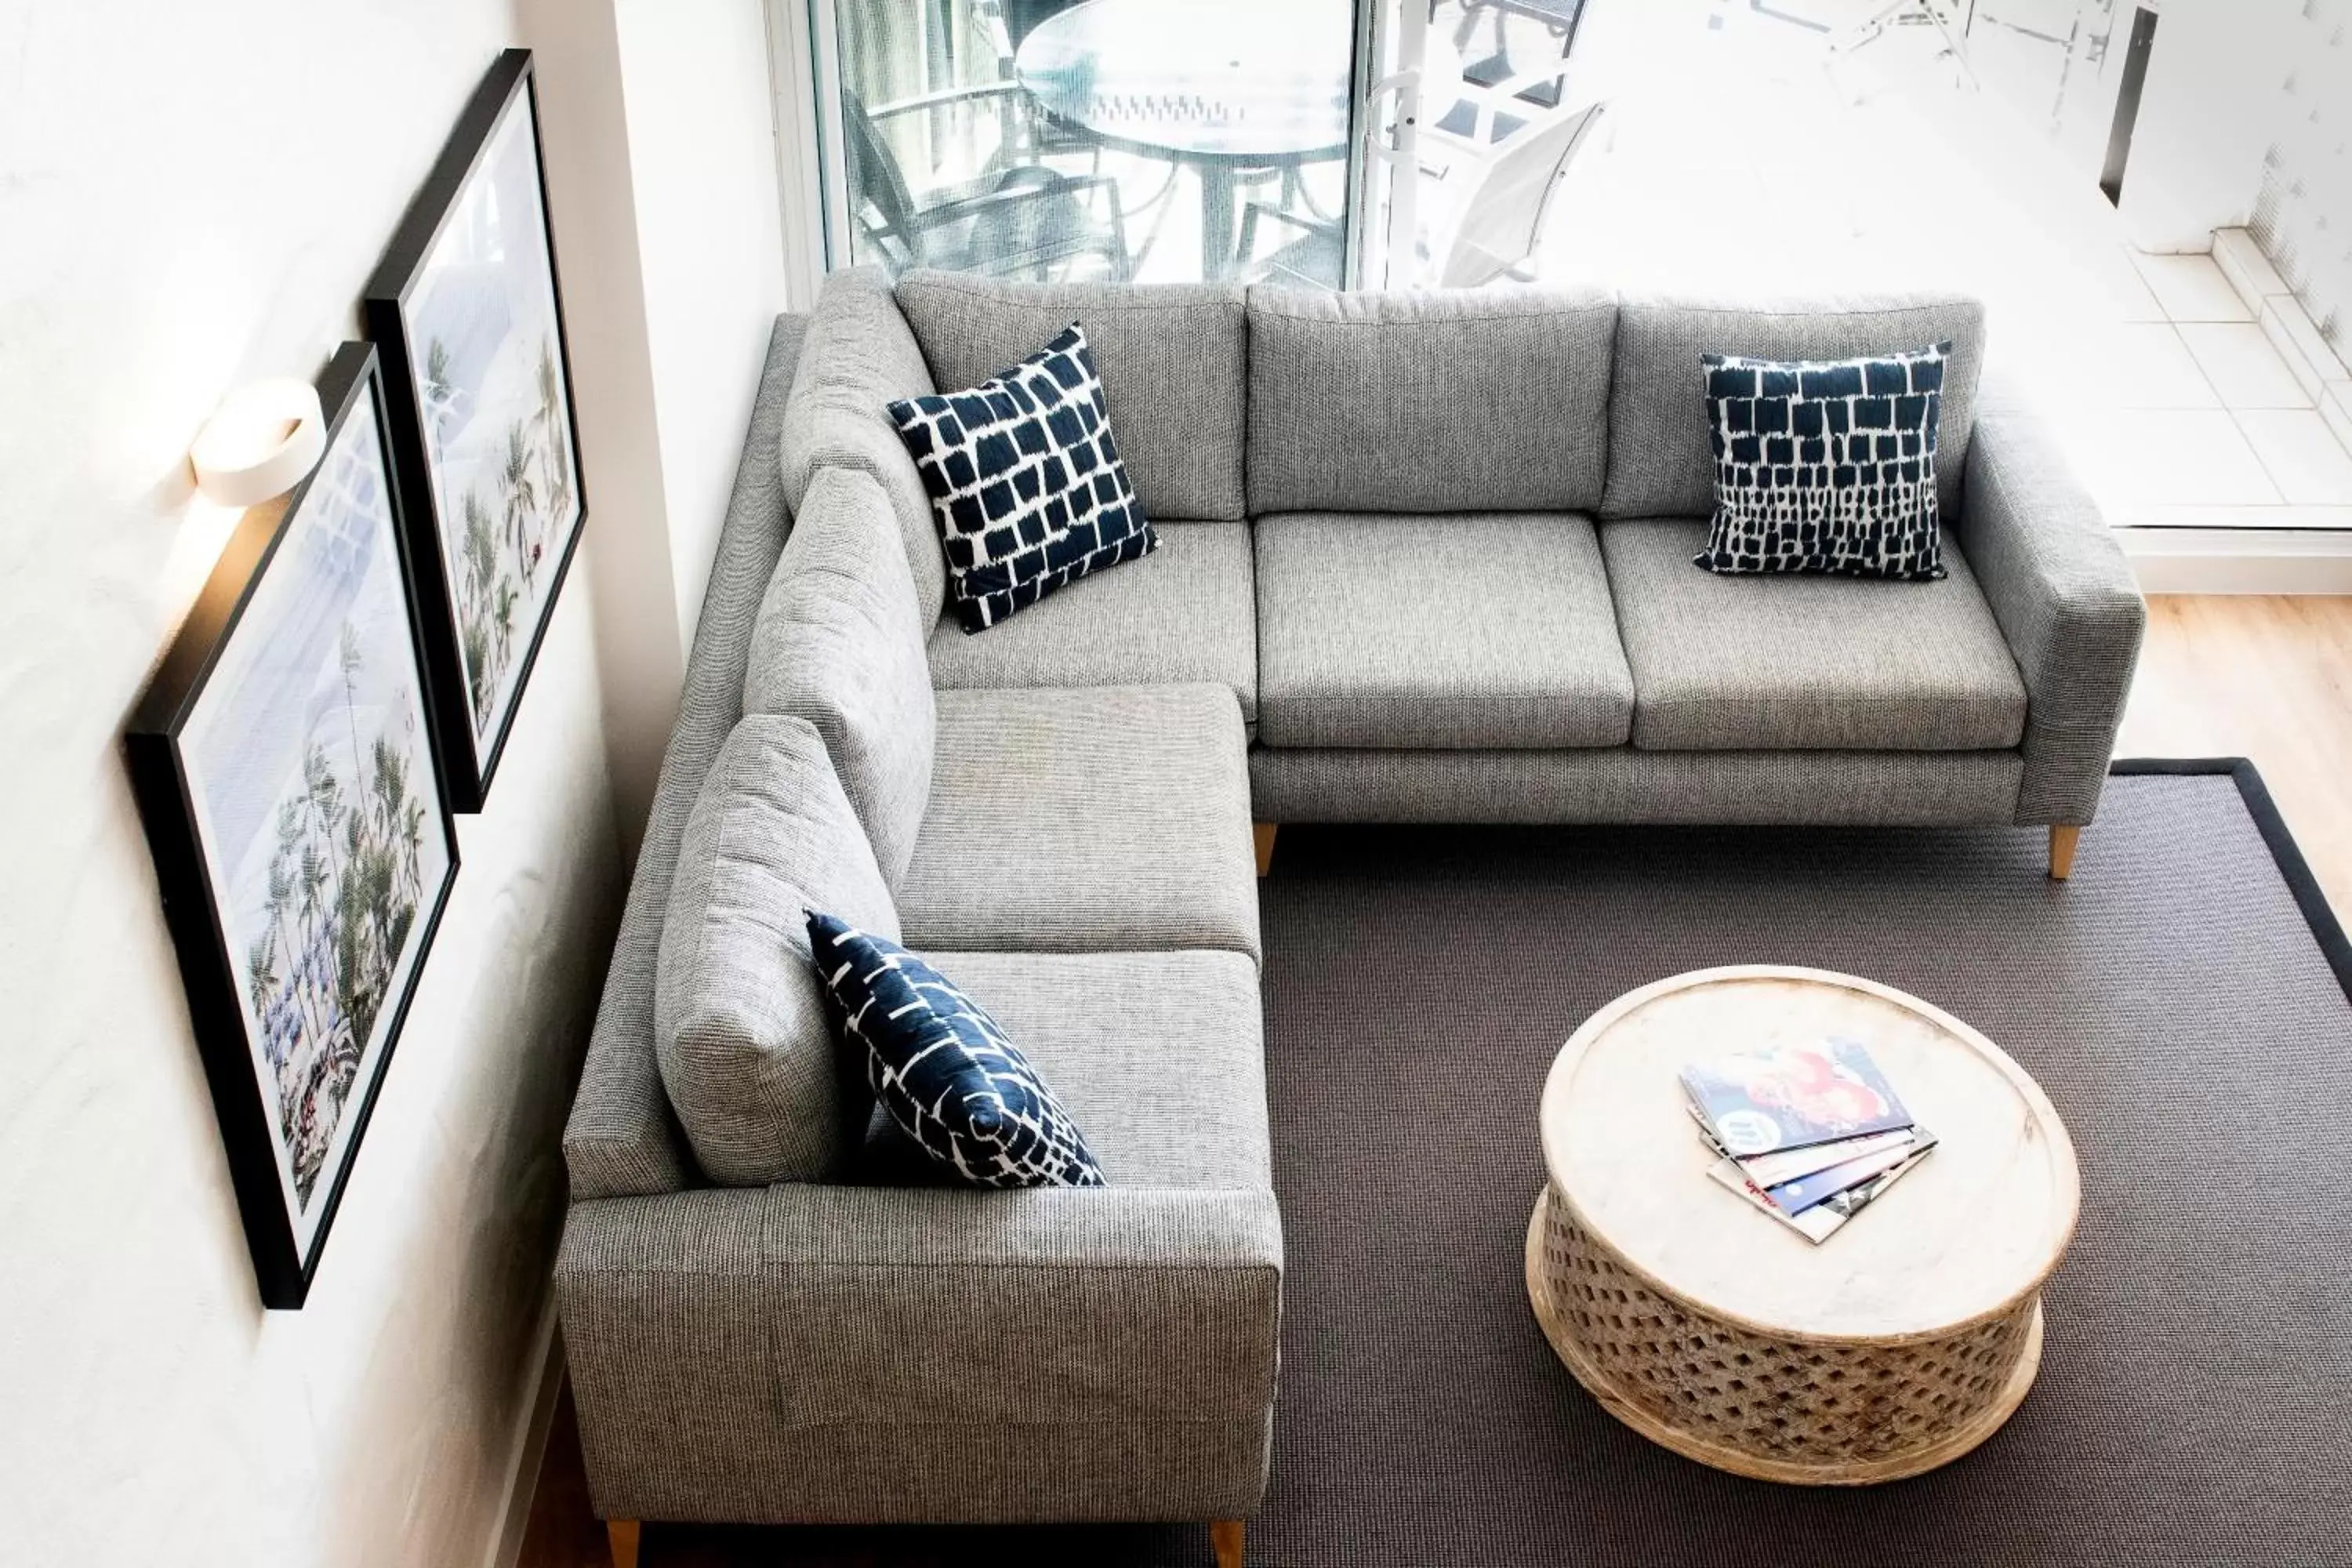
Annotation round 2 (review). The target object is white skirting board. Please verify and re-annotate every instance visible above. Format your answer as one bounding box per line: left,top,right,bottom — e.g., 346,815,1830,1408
2118,526,2352,595
485,1293,568,1568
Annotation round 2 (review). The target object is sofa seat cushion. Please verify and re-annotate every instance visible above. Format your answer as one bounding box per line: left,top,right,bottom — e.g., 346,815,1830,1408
1600,517,2027,752
1254,512,1635,750
897,684,1260,964
856,947,1270,1190
927,520,1257,722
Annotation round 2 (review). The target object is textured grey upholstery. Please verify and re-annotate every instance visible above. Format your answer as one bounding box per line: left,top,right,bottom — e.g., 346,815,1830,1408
895,270,1249,521
558,1180,1281,1524
1602,292,1986,521
1254,512,1634,750
1247,285,1617,514
655,715,898,1188
1600,519,2028,753
901,949,1271,1189
927,520,1258,722
743,465,936,888
779,267,946,628
1251,746,2025,825
1958,414,2147,826
564,315,804,1203
568,947,1276,1530
898,684,1261,964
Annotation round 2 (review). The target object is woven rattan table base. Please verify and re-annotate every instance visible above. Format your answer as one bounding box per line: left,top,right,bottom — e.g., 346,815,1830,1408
1525,1186,2045,1484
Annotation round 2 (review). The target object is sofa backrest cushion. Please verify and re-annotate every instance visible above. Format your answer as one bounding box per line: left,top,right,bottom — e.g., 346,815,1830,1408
895,270,1250,521
1246,285,1618,515
743,466,937,890
1603,291,1987,521
655,714,899,1187
780,267,948,627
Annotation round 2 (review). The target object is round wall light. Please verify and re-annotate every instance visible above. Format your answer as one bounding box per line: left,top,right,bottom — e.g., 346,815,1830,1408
188,378,327,508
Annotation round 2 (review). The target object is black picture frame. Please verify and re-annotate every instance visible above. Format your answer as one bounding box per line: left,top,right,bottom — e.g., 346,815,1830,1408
364,49,586,812
128,344,461,1309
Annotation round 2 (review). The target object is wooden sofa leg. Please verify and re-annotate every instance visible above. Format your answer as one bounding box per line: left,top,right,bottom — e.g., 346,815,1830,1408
607,1520,640,1568
2048,825,2080,881
1211,1518,1245,1568
1252,823,1278,878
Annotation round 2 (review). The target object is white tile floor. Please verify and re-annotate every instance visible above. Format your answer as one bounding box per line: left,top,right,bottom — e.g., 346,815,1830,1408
2179,325,2314,411
1521,0,2352,535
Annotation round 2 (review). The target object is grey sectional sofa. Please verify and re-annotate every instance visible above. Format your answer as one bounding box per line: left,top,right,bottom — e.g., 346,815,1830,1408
557,269,2143,1562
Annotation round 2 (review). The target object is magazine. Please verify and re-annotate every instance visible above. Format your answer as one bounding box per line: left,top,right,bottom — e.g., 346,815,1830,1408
1686,1107,1918,1187
1708,1145,1932,1243
1680,1036,1913,1156
1763,1127,1936,1215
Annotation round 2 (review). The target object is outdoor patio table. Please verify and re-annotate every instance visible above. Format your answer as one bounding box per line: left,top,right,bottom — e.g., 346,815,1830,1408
1015,0,1352,280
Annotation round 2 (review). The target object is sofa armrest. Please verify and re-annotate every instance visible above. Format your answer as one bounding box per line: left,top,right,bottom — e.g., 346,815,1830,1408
557,1184,1283,1525
1958,411,2147,826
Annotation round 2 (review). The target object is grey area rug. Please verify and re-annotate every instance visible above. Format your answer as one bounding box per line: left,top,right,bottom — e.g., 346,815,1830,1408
652,764,2352,1567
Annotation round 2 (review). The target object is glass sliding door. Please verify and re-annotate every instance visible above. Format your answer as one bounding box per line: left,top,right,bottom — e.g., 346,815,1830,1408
1358,0,1606,289
808,0,1369,285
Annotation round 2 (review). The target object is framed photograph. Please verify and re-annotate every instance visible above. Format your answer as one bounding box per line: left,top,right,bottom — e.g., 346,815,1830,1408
129,344,460,1309
365,49,583,811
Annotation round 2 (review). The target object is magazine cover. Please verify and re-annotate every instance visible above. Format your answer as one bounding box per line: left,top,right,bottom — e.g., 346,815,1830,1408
1681,1036,1913,1156
1707,1160,1846,1243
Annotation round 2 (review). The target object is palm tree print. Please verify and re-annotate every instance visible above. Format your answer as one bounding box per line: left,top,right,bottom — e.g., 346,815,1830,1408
442,332,572,745
238,641,429,1207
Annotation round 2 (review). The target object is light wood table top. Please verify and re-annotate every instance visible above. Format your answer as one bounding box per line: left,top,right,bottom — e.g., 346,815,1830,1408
1537,965,2080,1343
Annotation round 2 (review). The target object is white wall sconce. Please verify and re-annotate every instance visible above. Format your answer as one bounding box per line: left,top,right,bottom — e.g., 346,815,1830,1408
187,378,327,507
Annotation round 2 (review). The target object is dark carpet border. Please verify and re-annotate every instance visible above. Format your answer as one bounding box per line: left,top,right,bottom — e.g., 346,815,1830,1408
2111,756,2352,1004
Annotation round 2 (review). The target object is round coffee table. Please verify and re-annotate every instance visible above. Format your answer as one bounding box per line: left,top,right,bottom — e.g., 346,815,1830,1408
1526,966,2079,1485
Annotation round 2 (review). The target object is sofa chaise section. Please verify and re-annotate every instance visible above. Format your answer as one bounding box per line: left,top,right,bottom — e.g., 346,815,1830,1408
560,309,1282,1548
562,946,1280,1528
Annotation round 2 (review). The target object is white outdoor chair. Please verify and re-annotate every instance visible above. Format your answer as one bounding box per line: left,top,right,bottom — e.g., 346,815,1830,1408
1236,98,1605,289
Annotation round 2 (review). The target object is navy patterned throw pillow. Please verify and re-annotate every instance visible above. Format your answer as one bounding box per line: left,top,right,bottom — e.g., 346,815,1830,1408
805,912,1107,1189
887,322,1156,633
1696,342,1951,581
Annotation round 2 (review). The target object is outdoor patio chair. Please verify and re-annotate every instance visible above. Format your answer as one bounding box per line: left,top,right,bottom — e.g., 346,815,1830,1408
1432,0,1590,146
1237,99,1604,289
844,89,1131,281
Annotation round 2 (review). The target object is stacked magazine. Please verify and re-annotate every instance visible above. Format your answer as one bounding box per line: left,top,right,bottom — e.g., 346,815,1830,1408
1680,1037,1936,1244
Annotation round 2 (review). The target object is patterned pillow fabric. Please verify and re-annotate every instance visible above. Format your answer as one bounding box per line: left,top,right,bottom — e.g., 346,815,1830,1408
806,912,1108,1189
1695,342,1951,581
887,322,1156,633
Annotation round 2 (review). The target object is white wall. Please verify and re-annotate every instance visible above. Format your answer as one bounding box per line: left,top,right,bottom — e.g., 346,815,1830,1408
0,3,624,1564
523,0,790,859
619,0,793,656
2121,0,2302,249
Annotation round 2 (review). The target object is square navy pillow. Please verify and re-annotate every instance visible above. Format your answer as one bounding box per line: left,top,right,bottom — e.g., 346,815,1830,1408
806,912,1107,1189
887,322,1156,633
1696,342,1951,581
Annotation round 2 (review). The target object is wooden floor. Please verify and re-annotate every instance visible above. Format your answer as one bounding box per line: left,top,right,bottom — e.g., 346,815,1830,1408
2116,597,2352,918
517,593,2352,1568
